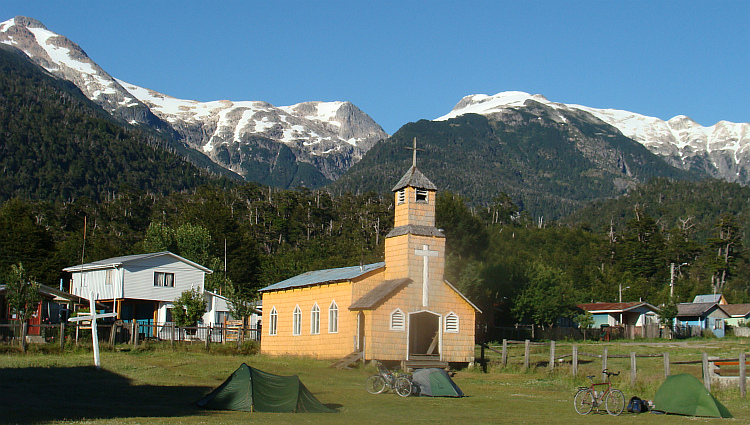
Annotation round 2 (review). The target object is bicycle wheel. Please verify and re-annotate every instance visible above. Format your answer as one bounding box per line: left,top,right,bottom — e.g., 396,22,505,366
365,375,386,394
605,389,625,416
395,376,412,397
574,389,594,415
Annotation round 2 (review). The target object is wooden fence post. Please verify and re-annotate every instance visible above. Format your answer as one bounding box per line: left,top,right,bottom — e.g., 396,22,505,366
602,347,608,381
60,322,65,349
630,352,637,386
524,340,530,369
480,343,485,371
501,339,508,367
663,352,670,378
740,352,746,398
170,323,174,348
205,325,211,350
702,352,711,391
572,345,578,376
549,340,556,372
133,319,139,348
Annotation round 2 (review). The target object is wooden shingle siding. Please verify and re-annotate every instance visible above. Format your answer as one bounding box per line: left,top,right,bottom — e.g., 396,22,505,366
261,282,358,358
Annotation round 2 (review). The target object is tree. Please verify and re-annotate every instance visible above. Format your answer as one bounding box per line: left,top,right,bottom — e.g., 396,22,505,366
4,263,42,352
512,261,577,328
659,300,678,339
172,288,206,328
224,282,258,325
436,192,488,261
707,214,743,294
575,311,595,340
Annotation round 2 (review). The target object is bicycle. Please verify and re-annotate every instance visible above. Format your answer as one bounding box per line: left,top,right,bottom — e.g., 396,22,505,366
365,363,413,397
573,369,625,415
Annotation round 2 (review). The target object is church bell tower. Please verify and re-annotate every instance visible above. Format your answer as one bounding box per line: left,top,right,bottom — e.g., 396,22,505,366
384,139,445,307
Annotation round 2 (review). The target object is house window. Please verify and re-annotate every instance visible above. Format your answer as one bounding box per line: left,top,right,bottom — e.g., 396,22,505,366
390,309,405,331
714,319,724,330
269,307,278,336
105,269,114,285
397,189,405,205
310,303,320,335
292,305,301,336
416,189,428,203
328,300,339,333
154,272,174,287
445,312,459,333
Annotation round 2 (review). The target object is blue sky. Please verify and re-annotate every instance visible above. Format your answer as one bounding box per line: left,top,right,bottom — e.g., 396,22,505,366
3,1,748,134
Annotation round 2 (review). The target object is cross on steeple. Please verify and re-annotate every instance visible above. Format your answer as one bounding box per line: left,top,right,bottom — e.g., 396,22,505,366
405,137,424,168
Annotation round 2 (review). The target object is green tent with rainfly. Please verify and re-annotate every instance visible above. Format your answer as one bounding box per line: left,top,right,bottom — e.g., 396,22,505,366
411,368,464,397
652,374,732,418
196,363,337,413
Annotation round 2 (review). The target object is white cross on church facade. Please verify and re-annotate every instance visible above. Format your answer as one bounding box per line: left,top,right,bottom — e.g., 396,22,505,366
415,244,438,307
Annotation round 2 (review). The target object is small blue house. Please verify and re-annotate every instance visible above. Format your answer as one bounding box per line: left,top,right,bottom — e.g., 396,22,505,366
675,302,729,337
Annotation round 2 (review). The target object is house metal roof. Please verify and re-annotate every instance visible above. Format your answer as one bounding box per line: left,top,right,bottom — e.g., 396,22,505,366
577,302,659,313
0,284,95,306
693,294,724,304
259,262,385,293
62,251,212,273
392,166,437,192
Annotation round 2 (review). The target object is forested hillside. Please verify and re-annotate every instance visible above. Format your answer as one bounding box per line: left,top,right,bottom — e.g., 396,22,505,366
332,105,696,220
0,44,236,202
437,186,750,330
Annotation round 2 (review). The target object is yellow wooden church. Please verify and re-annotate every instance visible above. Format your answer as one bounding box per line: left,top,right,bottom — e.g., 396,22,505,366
259,154,480,367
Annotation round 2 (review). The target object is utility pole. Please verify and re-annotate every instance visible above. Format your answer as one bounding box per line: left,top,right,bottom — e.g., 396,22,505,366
670,263,675,298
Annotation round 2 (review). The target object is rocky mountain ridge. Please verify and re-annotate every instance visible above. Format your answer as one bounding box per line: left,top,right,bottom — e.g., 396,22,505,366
437,91,750,184
0,16,387,186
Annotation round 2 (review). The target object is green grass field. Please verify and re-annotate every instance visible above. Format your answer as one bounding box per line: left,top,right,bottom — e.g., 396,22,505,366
1,339,749,424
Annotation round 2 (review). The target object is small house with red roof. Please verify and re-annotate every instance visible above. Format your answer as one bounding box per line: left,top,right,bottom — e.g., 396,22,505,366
577,302,660,329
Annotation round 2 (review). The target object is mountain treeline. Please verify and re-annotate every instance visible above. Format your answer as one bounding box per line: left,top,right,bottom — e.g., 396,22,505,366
439,177,750,333
0,185,392,301
333,105,697,221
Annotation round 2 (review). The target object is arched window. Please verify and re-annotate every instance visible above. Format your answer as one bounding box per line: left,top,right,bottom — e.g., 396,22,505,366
292,305,302,336
445,311,459,333
269,306,278,336
310,303,320,335
390,309,405,331
328,300,339,333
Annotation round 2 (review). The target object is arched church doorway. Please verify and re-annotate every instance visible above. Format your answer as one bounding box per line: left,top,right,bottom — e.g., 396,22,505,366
408,311,440,358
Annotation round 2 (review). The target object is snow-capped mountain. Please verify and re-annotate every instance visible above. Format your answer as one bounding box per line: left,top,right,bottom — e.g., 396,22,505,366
0,16,170,131
437,91,750,184
116,80,386,180
0,16,387,184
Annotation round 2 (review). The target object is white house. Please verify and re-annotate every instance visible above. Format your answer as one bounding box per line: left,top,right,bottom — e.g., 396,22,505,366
63,251,228,328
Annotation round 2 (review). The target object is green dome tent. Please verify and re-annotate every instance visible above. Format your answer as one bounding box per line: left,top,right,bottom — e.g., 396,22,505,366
652,374,732,418
196,363,337,413
411,368,464,397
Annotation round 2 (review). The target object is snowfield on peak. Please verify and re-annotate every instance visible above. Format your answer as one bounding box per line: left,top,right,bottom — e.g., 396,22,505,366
437,91,750,183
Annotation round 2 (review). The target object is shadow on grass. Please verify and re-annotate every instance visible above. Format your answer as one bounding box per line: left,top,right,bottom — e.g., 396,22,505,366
0,366,211,424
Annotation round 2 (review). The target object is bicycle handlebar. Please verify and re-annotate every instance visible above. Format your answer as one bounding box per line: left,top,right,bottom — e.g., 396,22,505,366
602,369,620,376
